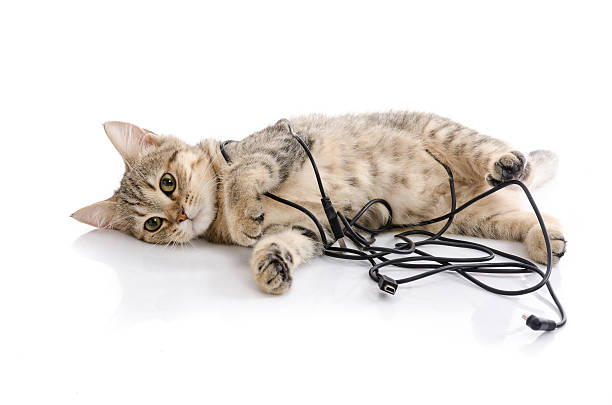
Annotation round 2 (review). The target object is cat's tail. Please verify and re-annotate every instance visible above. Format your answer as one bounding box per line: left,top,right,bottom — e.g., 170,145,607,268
525,150,559,188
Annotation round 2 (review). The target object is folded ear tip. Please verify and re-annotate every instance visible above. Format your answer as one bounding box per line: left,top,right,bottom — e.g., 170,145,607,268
103,121,121,130
101,121,160,160
70,208,84,222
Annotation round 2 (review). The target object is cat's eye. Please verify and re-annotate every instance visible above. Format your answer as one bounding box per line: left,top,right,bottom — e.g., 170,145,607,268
160,173,176,194
144,217,162,232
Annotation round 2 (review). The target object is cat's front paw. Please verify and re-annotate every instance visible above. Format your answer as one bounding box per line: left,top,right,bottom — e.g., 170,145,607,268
486,151,529,186
251,243,293,294
525,225,567,265
226,196,265,246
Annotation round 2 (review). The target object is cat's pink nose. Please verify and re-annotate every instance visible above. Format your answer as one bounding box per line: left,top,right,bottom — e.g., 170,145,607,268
176,207,188,223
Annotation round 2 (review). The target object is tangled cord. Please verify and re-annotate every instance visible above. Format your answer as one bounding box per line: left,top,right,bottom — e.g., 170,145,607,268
221,119,566,332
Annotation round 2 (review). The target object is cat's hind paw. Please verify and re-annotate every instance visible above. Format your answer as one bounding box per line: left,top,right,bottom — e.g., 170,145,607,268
486,151,529,186
525,225,567,265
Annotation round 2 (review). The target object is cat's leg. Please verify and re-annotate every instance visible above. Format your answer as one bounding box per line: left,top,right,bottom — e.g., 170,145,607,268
420,119,565,263
222,155,276,246
222,122,307,247
450,209,566,265
421,117,532,185
250,225,323,294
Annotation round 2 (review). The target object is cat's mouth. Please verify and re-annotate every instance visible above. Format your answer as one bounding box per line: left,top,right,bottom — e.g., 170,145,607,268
185,206,213,237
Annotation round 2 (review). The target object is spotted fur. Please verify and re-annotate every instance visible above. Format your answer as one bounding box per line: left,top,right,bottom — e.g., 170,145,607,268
72,113,565,294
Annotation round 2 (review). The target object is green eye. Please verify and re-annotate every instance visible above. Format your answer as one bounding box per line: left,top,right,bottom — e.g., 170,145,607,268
144,217,162,232
160,173,176,194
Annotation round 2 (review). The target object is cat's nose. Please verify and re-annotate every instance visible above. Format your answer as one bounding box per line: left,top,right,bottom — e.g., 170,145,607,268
176,207,188,223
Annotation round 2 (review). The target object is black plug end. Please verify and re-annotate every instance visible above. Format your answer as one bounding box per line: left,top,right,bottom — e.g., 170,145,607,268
523,314,557,331
321,197,344,241
378,275,398,295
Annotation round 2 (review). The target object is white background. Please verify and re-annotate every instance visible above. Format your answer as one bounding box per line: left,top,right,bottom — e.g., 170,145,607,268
1,1,610,404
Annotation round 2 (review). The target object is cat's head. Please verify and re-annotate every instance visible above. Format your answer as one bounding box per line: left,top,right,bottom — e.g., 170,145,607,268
72,122,218,244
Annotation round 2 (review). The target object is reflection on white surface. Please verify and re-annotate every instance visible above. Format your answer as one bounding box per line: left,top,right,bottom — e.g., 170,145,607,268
73,229,255,323
72,228,561,349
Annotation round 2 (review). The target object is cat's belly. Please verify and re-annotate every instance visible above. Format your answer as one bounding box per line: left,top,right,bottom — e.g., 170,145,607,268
261,141,452,232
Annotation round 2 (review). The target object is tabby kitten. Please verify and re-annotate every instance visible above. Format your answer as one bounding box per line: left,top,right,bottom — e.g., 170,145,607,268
72,112,566,294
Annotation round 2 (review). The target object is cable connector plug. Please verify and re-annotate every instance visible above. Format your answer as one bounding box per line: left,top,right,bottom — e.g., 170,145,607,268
522,314,557,331
378,275,398,295
321,196,345,242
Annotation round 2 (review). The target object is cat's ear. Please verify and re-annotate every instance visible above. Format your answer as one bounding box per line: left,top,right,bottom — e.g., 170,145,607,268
103,121,161,161
71,197,118,229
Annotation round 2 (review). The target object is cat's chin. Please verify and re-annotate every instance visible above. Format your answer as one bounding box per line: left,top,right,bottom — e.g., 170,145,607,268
190,210,215,238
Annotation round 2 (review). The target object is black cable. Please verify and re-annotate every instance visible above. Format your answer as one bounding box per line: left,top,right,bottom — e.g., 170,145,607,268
220,120,566,331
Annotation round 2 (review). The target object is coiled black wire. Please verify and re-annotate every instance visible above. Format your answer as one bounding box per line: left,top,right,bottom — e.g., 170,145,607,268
221,119,566,330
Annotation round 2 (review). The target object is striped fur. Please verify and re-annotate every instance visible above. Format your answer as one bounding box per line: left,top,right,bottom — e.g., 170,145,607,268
72,112,566,294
